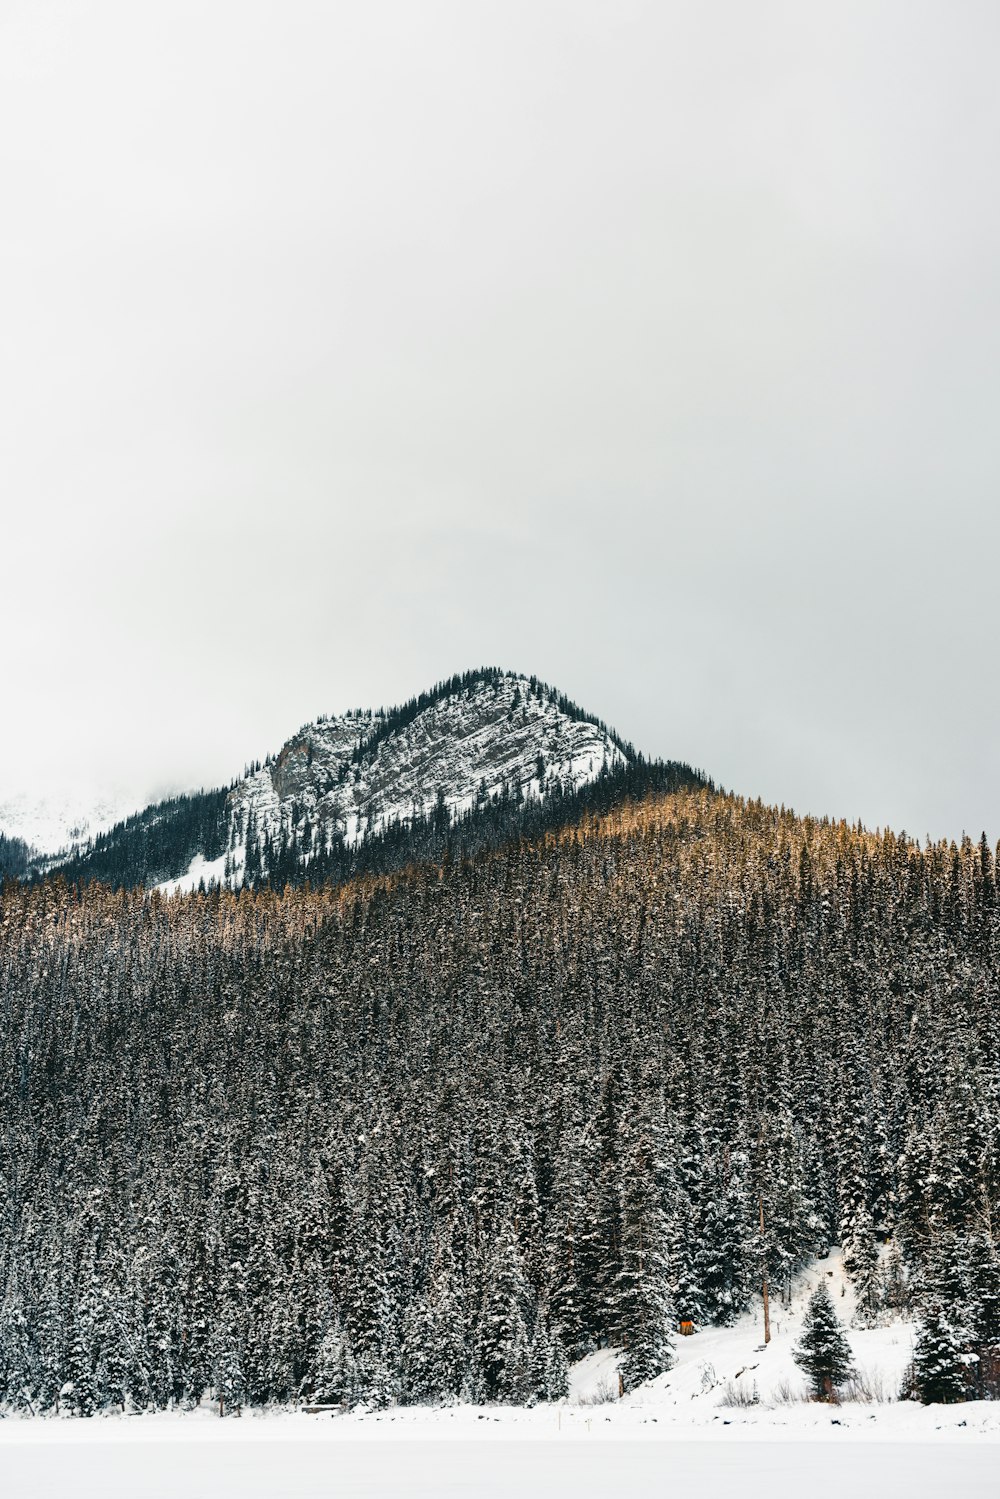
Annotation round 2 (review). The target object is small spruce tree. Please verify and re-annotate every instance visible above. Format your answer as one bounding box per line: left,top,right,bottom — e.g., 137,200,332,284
792,1282,856,1400
212,1342,246,1418
910,1309,968,1405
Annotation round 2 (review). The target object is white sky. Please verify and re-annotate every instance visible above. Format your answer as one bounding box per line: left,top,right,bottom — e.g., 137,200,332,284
2,1,999,839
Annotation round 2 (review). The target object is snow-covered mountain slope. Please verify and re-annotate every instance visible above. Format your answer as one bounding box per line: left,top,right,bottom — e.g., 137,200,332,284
31,668,658,893
229,669,627,859
0,786,147,858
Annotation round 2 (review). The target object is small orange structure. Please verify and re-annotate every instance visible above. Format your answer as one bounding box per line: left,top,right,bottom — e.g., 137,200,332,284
679,1319,695,1337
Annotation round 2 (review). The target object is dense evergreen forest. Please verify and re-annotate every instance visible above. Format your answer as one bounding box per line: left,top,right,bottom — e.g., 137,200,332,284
45,758,704,894
1,788,999,1413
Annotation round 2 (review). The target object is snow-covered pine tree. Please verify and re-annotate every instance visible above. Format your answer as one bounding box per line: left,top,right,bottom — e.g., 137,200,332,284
312,1322,358,1408
62,1321,97,1417
478,1217,534,1403
340,1138,403,1408
615,1109,674,1392
966,1234,1000,1397
754,1103,820,1301
528,1318,570,1402
909,1308,968,1405
400,1295,441,1405
916,1230,974,1346
212,1341,246,1418
881,1239,911,1314
544,1125,594,1360
792,1282,856,1400
847,1206,882,1327
426,1228,468,1402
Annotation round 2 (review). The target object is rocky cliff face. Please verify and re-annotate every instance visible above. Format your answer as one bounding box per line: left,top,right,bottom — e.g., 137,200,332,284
223,670,627,881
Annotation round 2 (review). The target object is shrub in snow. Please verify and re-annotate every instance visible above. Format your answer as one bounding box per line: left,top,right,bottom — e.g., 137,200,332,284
792,1282,856,1401
577,1375,619,1406
719,1377,759,1408
842,1367,894,1404
767,1377,803,1406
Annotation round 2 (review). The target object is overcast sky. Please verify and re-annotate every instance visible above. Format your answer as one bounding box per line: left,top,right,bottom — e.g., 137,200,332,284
2,1,999,840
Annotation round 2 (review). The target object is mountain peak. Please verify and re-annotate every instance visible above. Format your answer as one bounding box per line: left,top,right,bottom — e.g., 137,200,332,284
223,669,628,888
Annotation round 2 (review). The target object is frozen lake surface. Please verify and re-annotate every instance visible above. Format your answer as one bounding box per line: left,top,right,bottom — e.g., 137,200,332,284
1,1429,997,1499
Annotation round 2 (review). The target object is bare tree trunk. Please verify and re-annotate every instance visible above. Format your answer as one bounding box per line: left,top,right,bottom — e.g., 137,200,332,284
759,1195,771,1345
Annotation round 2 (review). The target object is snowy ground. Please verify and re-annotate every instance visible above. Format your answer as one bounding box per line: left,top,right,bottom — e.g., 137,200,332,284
2,1254,997,1496
567,1247,930,1430
1,1417,997,1499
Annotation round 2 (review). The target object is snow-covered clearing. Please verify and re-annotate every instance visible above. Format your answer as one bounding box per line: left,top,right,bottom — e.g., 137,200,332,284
155,849,231,895
569,1248,924,1425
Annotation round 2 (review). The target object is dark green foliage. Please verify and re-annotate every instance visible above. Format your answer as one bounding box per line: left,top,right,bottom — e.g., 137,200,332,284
615,1103,675,1390
792,1283,856,1400
312,1324,358,1407
910,1309,968,1404
848,1213,882,1327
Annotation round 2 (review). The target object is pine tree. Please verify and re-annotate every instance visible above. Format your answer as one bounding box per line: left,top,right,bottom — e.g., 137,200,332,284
312,1323,358,1407
881,1240,911,1315
62,1324,97,1417
792,1282,856,1400
544,1127,592,1359
543,1329,570,1401
221,1344,248,1417
615,1113,674,1392
848,1210,882,1328
966,1234,1000,1397
910,1309,968,1405
527,1318,570,1402
400,1295,444,1405
478,1218,533,1402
